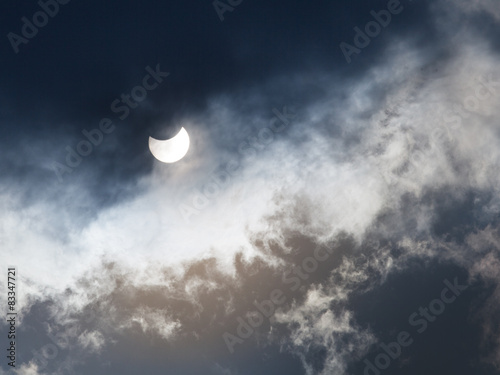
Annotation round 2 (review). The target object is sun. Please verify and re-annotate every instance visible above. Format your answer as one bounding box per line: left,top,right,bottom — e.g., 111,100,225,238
149,127,190,163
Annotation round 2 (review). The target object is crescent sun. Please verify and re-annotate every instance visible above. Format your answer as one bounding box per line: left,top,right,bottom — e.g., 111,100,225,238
148,127,190,163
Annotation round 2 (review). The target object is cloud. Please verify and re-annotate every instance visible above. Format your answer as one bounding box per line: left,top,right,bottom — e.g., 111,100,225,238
444,0,500,20
275,282,376,374
77,331,105,353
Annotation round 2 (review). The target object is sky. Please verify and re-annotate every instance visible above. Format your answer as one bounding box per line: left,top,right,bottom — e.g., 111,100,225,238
1,0,500,374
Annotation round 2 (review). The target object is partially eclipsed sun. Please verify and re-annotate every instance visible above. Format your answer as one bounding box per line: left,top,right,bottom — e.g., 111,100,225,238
149,127,190,163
